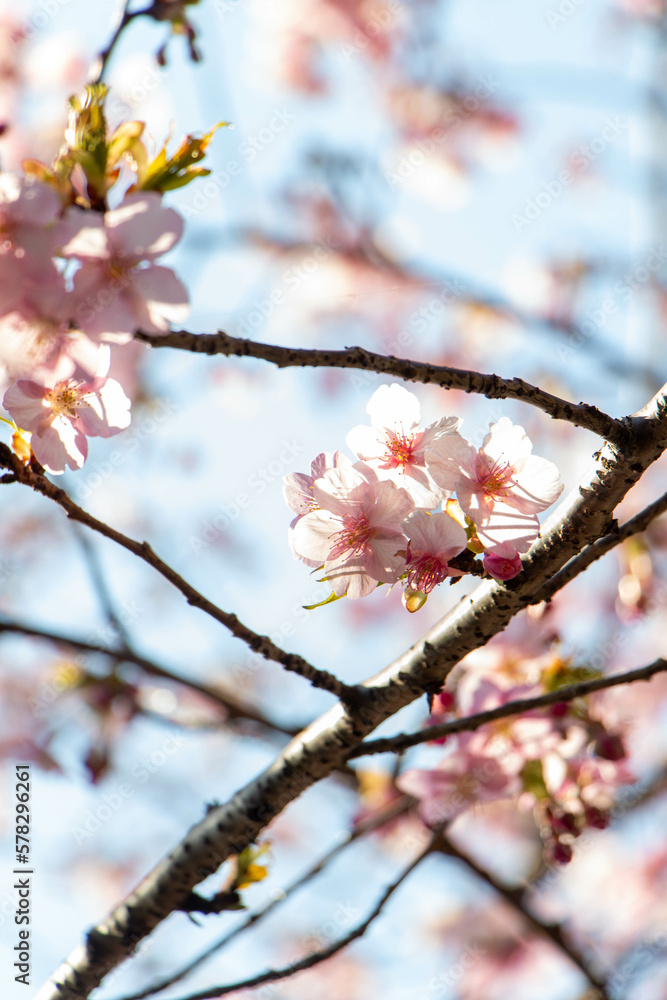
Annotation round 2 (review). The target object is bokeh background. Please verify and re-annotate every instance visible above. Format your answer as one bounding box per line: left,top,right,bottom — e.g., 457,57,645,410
2,1,667,998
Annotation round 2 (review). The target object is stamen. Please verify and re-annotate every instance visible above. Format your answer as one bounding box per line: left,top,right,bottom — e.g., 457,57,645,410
407,553,447,593
477,454,515,497
329,516,372,559
47,381,84,421
384,431,415,469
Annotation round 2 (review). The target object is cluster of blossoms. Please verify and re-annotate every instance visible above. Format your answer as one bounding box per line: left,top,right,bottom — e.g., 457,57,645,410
397,671,632,863
284,384,564,606
0,85,219,474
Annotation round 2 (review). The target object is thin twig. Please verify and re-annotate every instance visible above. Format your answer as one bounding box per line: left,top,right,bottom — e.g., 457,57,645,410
435,833,610,999
532,490,667,605
149,828,438,1000
135,330,623,441
349,658,667,757
0,616,299,737
91,1,139,83
0,445,357,703
71,524,132,647
110,796,412,1000
91,2,166,83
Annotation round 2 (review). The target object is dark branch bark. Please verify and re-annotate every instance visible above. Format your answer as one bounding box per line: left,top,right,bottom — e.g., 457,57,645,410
152,831,438,1000
350,658,667,757
0,444,357,705
0,617,299,737
532,489,667,605
135,330,623,441
111,797,412,1000
435,834,610,999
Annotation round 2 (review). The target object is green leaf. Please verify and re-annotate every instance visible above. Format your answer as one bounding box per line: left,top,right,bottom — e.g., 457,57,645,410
303,591,345,610
135,122,228,193
107,120,145,169
542,659,603,693
520,759,549,800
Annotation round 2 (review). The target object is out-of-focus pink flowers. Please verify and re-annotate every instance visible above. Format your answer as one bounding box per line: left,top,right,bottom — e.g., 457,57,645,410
397,746,516,826
291,463,412,598
347,383,459,506
0,276,103,385
0,173,61,277
56,191,189,342
3,367,131,474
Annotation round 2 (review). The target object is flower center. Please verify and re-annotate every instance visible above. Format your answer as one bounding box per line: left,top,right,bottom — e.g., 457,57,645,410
329,515,372,559
384,431,416,470
476,454,515,497
406,550,447,593
47,381,84,420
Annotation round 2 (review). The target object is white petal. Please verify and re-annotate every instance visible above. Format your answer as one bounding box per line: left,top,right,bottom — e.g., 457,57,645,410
367,383,421,431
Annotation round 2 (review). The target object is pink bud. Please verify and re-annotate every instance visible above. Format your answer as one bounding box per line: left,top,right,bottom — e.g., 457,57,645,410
584,807,610,830
483,543,523,581
594,732,626,761
549,840,574,865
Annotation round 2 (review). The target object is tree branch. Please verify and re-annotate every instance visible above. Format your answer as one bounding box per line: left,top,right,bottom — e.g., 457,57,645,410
111,796,412,1000
150,830,439,1000
0,444,358,705
91,2,171,83
531,489,667,605
34,388,667,1000
349,658,667,758
435,833,610,999
90,1,143,83
0,616,299,737
135,330,623,441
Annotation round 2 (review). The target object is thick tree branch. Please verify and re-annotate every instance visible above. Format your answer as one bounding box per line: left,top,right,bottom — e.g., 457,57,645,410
0,444,357,704
34,388,667,1000
435,833,610,999
0,617,299,737
135,330,623,441
349,658,667,757
112,796,412,1000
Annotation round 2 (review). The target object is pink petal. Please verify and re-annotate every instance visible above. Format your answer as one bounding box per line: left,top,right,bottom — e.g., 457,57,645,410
32,417,88,474
106,192,184,260
425,432,477,492
130,266,190,331
3,380,50,431
56,209,109,260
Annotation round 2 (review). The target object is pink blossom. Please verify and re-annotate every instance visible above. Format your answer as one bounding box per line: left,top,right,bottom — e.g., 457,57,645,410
55,191,189,343
0,273,103,386
0,173,61,278
3,370,131,474
346,383,460,506
397,743,515,826
291,463,413,598
459,677,565,776
483,542,523,581
283,451,348,517
403,509,467,593
426,417,563,552
284,452,349,566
